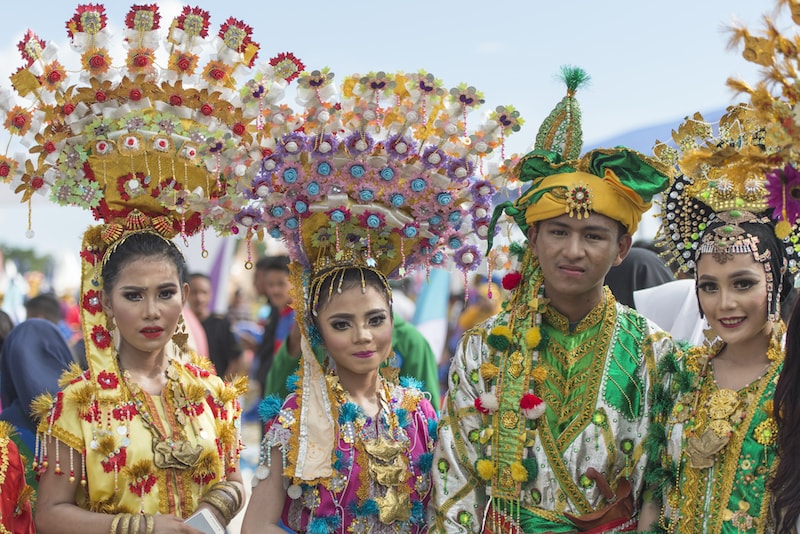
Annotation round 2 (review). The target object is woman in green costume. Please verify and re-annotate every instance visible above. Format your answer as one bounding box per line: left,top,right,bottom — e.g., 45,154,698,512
651,105,800,533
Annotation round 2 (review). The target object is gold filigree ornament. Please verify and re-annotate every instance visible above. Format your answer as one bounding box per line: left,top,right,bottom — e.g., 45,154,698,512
375,486,411,524
684,387,748,468
508,351,524,378
706,389,742,420
754,417,778,446
686,429,730,469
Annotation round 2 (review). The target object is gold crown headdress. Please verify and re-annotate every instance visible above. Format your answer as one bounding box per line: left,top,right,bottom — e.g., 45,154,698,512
653,103,800,274
0,3,302,400
725,1,800,247
247,69,523,323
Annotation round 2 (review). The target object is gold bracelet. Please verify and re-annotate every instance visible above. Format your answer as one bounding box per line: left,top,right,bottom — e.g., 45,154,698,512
110,514,124,534
222,481,243,504
211,491,236,523
214,481,243,512
201,491,235,524
129,513,141,534
118,514,131,534
144,514,154,534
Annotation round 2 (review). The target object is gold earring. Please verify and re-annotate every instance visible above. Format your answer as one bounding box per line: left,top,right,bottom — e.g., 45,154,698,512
106,315,116,332
172,315,189,351
379,351,400,384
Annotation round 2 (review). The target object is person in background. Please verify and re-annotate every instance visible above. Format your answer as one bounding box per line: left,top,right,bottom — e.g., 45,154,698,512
772,297,800,532
604,244,674,309
188,272,244,379
439,276,503,395
24,293,74,342
242,255,294,403
0,318,74,459
0,421,35,533
0,309,14,358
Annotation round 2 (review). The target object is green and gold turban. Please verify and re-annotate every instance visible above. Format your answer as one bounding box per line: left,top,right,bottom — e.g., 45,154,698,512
488,67,673,250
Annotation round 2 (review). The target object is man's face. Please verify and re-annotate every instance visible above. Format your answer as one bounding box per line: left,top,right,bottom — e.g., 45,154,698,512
187,276,213,320
256,269,292,309
528,213,631,313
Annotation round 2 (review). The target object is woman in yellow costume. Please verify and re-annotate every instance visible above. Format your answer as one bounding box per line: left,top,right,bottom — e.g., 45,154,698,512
0,3,307,532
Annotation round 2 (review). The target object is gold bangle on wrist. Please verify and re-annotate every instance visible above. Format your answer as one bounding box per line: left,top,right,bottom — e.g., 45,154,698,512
118,513,132,534
215,481,243,512
129,513,141,534
201,491,235,524
110,513,124,534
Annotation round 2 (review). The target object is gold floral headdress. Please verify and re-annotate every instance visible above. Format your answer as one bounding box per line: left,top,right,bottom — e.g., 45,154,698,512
0,3,301,399
653,103,800,276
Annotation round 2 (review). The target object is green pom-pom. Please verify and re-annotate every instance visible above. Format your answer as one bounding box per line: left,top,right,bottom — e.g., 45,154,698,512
509,242,527,258
560,65,591,93
521,458,539,481
674,370,695,394
656,352,679,375
486,334,510,351
650,386,672,417
643,422,667,458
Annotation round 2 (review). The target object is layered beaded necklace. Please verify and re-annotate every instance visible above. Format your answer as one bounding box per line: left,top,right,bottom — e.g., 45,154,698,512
327,375,420,529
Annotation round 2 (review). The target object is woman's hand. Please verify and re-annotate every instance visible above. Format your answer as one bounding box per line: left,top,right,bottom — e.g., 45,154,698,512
241,446,287,534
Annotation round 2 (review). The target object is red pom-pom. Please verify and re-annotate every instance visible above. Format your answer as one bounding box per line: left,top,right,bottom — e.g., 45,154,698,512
520,393,545,419
502,272,522,290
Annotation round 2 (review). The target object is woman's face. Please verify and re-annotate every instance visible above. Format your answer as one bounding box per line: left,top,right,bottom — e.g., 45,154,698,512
316,284,393,384
696,252,771,346
102,255,187,361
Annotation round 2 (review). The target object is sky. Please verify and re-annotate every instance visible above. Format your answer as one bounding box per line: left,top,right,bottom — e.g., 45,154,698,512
0,0,783,267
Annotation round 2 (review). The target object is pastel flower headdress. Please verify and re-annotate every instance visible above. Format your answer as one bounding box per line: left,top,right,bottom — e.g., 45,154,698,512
247,69,523,327
0,3,301,399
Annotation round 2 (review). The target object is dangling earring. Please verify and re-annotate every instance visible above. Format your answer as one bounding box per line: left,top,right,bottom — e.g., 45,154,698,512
380,351,400,384
105,314,119,351
172,315,189,351
702,317,716,345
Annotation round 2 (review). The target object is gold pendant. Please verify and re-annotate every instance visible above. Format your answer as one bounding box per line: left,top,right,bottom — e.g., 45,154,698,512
152,440,203,470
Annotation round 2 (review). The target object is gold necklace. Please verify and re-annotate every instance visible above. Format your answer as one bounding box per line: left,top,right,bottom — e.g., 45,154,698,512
121,359,203,470
676,333,782,470
328,375,415,525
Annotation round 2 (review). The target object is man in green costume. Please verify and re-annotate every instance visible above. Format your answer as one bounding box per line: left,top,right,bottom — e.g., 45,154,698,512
431,68,677,533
